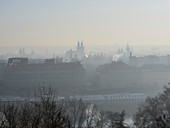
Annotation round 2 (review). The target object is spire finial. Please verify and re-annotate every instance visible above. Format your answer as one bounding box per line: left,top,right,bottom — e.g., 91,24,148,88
81,41,83,47
78,40,80,47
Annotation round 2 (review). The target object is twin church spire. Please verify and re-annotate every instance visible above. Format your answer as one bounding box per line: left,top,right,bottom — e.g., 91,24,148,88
77,41,84,51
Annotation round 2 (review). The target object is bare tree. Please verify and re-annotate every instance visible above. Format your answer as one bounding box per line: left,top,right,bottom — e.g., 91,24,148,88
68,98,87,128
0,103,19,128
34,86,71,128
0,86,71,128
93,110,109,128
0,86,128,128
18,103,32,128
83,104,100,128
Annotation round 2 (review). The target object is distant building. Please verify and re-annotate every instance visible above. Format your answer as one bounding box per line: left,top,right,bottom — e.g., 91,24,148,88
82,53,111,67
7,57,28,67
96,61,140,89
129,55,170,67
139,64,170,87
113,44,132,63
96,61,170,91
19,48,26,57
65,41,85,61
82,54,112,88
4,58,85,95
0,61,6,85
70,93,146,101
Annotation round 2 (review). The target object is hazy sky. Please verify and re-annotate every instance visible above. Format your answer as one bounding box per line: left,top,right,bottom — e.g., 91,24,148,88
1,0,170,46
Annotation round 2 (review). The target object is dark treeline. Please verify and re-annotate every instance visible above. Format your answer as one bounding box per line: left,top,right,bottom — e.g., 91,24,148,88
0,87,129,128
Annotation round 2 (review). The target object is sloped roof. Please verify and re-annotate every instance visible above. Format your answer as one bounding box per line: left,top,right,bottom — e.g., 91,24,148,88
96,61,134,74
6,62,85,72
139,64,170,72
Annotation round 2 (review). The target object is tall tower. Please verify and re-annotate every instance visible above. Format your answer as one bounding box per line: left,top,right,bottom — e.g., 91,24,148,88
126,44,130,53
77,41,80,50
80,41,85,51
19,48,22,56
76,41,85,59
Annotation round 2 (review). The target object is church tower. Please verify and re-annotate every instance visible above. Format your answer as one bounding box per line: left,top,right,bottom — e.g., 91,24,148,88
126,44,130,53
76,41,85,59
77,41,80,50
80,41,85,51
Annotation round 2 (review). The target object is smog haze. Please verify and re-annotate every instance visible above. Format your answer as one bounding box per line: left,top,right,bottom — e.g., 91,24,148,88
1,0,170,46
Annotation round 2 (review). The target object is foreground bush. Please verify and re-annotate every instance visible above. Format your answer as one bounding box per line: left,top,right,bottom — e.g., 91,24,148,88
134,84,170,128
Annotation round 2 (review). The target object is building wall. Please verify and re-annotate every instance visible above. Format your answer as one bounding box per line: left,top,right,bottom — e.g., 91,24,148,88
96,63,170,89
4,62,85,94
0,62,6,82
98,70,141,88
141,70,170,87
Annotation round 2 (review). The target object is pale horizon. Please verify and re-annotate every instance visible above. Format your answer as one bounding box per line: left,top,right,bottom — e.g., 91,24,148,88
1,0,170,46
